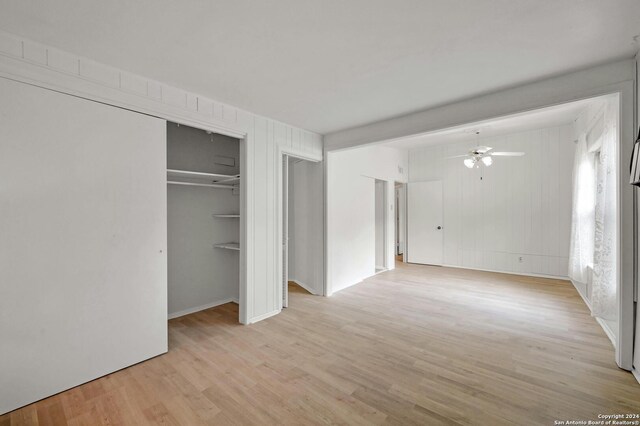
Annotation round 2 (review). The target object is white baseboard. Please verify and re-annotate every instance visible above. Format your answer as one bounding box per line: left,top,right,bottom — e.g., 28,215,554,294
569,280,617,349
596,317,616,348
632,369,640,385
332,265,567,297
290,279,319,295
168,297,238,320
570,279,592,310
441,263,568,280
248,309,280,324
330,278,365,296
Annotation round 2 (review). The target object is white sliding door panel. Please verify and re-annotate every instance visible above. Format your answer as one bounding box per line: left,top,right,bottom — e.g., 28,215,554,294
407,181,444,265
0,78,167,414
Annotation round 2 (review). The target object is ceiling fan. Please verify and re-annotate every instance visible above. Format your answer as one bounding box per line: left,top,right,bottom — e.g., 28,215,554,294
448,131,525,168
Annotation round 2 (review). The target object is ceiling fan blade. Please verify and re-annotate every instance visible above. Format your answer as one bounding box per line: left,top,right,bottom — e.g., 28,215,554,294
445,154,469,159
474,146,493,154
491,152,525,156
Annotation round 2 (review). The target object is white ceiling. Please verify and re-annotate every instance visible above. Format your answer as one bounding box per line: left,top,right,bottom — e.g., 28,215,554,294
383,96,609,150
0,1,638,134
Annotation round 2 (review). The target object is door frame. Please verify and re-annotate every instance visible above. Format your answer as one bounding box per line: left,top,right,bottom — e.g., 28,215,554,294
277,149,324,311
395,185,400,256
282,155,290,308
395,182,407,262
162,120,248,324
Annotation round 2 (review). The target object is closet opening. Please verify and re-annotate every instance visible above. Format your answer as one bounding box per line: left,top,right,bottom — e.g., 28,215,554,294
282,154,324,308
166,122,243,323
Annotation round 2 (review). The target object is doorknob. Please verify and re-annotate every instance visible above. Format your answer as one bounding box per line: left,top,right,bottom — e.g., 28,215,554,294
437,226,442,230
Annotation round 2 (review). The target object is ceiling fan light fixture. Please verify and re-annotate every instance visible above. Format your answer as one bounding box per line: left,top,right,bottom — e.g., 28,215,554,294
464,158,475,169
481,156,493,166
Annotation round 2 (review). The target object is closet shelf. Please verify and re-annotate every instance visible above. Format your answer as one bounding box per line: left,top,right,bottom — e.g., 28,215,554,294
215,175,240,185
213,242,240,251
167,169,240,189
168,181,233,189
212,214,240,218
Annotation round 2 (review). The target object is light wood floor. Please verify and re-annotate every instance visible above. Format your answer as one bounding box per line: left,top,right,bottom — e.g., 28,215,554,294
3,263,640,425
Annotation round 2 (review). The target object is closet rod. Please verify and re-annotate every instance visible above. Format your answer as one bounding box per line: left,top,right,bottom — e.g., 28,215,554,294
215,175,241,184
213,243,240,251
167,169,237,180
167,181,234,189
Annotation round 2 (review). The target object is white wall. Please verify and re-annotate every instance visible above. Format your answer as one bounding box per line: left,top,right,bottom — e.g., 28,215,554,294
0,77,167,414
326,145,408,294
167,123,240,318
288,159,324,295
409,124,575,277
0,30,323,325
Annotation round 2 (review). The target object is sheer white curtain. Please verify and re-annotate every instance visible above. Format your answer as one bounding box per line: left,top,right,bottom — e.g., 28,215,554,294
591,101,617,320
568,134,595,285
568,100,617,321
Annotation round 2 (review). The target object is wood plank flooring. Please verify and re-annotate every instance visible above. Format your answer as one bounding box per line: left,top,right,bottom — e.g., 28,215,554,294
3,263,640,425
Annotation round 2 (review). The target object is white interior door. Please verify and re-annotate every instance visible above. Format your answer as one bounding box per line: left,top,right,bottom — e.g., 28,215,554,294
0,77,167,414
282,155,289,308
407,181,444,265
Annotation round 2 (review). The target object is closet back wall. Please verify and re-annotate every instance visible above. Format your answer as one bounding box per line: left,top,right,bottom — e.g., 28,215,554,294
409,124,575,277
167,124,240,318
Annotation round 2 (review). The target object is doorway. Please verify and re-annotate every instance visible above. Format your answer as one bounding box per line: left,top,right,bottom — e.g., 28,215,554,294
389,92,633,371
374,179,387,273
395,182,406,265
282,154,323,308
166,122,242,321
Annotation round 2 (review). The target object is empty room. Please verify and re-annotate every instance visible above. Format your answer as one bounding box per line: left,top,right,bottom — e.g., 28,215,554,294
1,1,640,425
